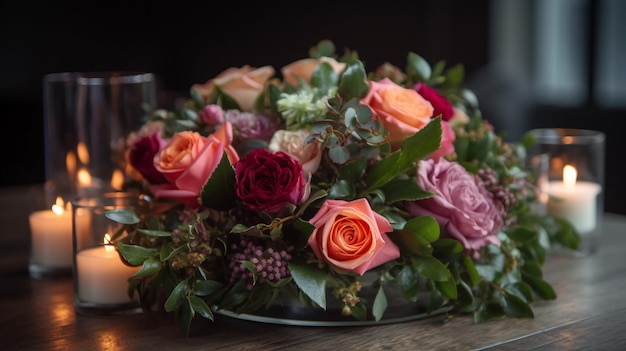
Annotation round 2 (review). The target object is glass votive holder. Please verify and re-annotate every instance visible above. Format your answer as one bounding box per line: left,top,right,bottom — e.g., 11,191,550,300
28,197,73,278
526,128,605,255
72,192,148,316
43,72,157,206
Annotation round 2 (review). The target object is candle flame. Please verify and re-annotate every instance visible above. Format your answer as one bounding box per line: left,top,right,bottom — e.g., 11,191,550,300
111,169,124,190
103,233,115,252
66,151,77,179
563,164,577,187
51,196,65,215
77,142,90,165
77,168,92,187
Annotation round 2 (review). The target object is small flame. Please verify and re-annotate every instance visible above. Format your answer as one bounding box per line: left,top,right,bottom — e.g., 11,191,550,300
51,196,65,215
111,169,124,190
77,142,90,165
563,164,577,188
103,233,114,253
66,151,77,179
77,168,92,187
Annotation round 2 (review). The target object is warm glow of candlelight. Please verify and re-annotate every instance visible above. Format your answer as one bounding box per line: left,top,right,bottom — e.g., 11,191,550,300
104,233,114,253
51,196,65,215
66,151,77,178
563,164,577,188
111,169,124,190
77,142,90,165
77,168,92,187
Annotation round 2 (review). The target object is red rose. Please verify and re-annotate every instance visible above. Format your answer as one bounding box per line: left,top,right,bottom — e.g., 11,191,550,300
414,82,454,121
129,133,168,184
234,148,308,213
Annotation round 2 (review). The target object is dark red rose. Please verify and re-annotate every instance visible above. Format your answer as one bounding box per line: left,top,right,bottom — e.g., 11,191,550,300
414,82,454,121
234,148,307,213
129,133,168,184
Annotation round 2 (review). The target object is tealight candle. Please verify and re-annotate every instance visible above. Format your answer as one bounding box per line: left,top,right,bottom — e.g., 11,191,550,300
76,234,139,304
547,164,601,234
29,197,73,269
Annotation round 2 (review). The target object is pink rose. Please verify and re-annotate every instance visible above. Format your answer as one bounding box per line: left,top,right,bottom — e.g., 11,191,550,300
224,110,279,142
414,82,454,121
361,78,434,149
192,65,275,112
405,158,503,258
200,104,224,127
151,122,239,206
281,57,346,87
307,198,400,276
234,148,308,214
268,129,322,177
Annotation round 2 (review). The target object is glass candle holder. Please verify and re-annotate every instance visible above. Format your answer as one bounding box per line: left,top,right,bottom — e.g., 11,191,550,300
72,192,148,316
43,72,157,206
526,128,605,255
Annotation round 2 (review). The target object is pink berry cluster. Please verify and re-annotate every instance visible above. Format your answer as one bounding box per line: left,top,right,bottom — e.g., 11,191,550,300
229,238,294,290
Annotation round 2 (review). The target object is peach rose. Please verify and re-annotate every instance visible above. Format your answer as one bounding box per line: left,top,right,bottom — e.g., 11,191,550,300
361,78,434,150
192,65,275,112
307,198,400,275
268,129,322,177
151,122,239,206
281,57,346,87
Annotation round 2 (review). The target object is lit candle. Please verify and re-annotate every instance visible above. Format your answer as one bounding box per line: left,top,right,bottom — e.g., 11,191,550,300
76,234,139,304
547,164,601,234
28,197,73,268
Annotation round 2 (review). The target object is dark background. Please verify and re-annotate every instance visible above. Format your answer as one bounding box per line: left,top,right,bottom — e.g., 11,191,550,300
1,1,624,215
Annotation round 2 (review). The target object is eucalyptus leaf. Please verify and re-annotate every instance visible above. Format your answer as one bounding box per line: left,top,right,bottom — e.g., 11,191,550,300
372,286,388,321
105,209,140,225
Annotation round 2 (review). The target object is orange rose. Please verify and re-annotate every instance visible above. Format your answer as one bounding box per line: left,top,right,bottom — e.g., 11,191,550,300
361,78,434,149
307,198,400,275
151,122,239,206
192,65,275,112
281,57,346,87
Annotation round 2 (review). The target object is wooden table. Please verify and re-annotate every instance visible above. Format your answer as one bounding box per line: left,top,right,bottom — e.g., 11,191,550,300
1,184,625,350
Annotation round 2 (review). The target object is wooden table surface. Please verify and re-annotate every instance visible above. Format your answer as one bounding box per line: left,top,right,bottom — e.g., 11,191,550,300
1,184,625,351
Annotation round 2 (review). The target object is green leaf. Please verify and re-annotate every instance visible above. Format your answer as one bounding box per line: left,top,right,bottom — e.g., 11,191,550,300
522,273,557,300
413,256,451,282
134,257,161,277
372,286,388,321
193,279,224,297
188,295,214,320
337,61,369,100
503,281,534,302
288,262,327,309
199,152,236,210
116,242,154,265
328,179,355,199
165,280,188,312
105,209,140,225
137,229,172,237
403,216,440,243
463,256,481,286
310,62,339,96
380,179,432,203
435,278,458,299
502,293,534,318
365,118,442,191
406,52,431,83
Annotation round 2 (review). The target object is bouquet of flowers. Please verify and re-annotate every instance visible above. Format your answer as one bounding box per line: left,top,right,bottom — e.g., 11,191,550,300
111,40,579,336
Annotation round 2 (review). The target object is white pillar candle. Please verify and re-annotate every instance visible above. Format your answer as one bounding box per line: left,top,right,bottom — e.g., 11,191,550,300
547,165,601,235
28,198,73,267
76,234,139,304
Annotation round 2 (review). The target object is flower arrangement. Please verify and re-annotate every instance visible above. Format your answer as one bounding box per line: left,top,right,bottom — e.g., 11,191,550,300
111,40,579,336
